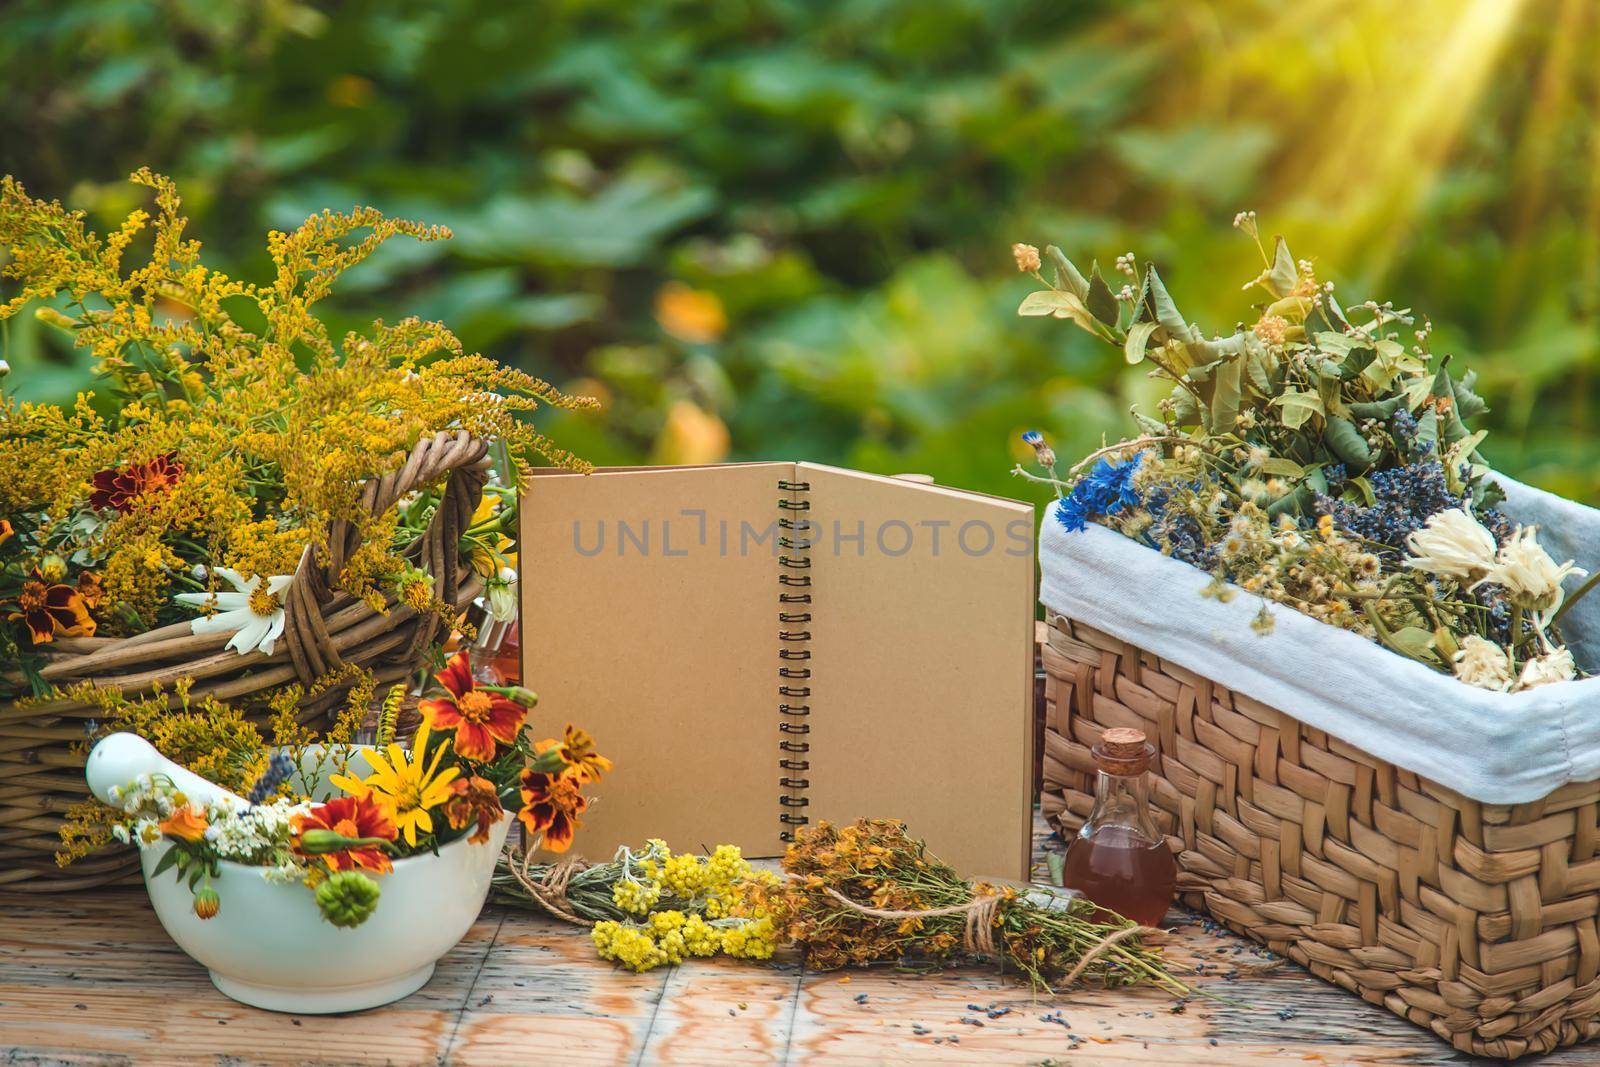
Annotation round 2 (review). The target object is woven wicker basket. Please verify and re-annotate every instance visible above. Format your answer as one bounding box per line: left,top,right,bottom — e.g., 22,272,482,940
1041,612,1600,1061
0,430,491,893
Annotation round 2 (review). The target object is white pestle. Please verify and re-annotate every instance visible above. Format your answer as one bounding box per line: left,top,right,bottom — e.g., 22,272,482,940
86,732,248,810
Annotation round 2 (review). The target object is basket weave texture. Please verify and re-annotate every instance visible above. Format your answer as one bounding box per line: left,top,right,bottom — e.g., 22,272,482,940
0,430,491,893
1041,613,1600,1061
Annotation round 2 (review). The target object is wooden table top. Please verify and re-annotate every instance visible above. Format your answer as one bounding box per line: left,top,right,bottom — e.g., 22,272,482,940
5,847,1598,1065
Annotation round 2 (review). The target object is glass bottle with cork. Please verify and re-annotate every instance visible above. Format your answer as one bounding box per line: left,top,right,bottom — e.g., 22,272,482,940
1061,726,1177,927
467,600,515,686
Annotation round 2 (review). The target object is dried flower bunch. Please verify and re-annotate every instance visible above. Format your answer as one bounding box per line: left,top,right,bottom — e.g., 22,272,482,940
495,839,779,972
0,169,594,678
99,651,609,927
748,819,1189,994
1013,220,1593,691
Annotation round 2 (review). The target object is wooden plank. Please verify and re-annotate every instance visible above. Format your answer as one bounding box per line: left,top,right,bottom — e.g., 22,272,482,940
5,825,1600,1065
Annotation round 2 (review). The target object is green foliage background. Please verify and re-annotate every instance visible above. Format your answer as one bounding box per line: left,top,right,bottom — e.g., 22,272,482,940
2,0,1596,502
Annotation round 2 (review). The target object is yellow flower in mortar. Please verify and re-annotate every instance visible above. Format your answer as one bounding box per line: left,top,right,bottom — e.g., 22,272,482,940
332,722,459,847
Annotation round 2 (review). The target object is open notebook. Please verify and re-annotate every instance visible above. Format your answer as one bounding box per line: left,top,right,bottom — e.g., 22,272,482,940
518,462,1035,879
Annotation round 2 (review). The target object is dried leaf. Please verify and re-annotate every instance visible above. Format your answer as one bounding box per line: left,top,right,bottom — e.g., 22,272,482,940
1086,263,1120,326
1140,264,1196,344
1045,245,1091,301
1323,414,1372,472
1210,356,1242,434
1265,235,1297,298
1272,389,1323,430
1124,320,1160,365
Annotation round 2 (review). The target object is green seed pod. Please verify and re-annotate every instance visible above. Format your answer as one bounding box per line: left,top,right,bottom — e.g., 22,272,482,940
296,828,392,855
316,871,382,929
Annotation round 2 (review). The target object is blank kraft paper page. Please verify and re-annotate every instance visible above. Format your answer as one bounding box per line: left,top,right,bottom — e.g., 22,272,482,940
797,463,1036,880
519,464,787,860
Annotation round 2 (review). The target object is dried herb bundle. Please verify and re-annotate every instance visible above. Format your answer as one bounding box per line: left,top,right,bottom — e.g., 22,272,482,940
752,818,1190,995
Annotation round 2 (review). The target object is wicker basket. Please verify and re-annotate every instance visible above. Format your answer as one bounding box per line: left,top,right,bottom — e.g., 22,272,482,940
1041,612,1600,1061
0,430,491,893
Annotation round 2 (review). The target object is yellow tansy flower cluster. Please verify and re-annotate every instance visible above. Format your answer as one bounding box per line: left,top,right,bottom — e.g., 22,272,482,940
591,910,776,972
611,877,662,915
588,840,778,972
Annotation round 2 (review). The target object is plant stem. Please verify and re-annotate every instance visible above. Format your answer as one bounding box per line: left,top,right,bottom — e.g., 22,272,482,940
1549,569,1600,626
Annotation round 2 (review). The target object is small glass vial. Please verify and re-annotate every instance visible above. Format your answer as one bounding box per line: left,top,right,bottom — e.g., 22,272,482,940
1061,727,1177,927
467,602,513,686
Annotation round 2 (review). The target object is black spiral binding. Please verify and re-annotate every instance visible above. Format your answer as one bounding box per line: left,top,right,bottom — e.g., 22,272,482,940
777,476,813,841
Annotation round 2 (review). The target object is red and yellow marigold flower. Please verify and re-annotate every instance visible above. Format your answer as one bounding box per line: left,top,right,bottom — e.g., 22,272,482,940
545,725,611,782
444,775,504,845
6,572,96,644
518,768,589,853
291,794,398,875
75,571,104,610
419,652,524,761
89,451,184,513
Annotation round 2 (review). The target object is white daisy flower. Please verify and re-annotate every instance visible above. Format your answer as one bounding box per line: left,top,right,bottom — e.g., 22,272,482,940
175,568,294,656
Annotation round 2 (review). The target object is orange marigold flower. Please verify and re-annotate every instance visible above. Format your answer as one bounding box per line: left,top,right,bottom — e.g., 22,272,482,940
0,519,11,548
517,768,589,853
444,775,504,845
541,725,612,782
88,451,184,513
6,572,96,644
291,795,398,875
419,652,524,761
158,805,209,843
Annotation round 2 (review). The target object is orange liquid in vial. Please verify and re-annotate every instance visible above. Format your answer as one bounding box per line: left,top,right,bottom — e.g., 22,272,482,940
1061,824,1177,928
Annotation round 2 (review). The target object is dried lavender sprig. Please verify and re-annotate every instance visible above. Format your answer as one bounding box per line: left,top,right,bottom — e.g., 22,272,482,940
246,751,295,805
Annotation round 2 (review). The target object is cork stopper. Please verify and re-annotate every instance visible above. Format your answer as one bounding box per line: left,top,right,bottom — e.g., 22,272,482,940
1092,727,1154,774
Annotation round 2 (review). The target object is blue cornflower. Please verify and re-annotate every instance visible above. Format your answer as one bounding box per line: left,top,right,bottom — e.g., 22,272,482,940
1055,452,1147,533
1055,494,1091,532
1021,430,1057,471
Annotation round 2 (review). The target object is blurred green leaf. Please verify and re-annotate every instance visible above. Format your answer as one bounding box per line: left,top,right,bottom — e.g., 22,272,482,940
452,174,717,267
0,0,1594,505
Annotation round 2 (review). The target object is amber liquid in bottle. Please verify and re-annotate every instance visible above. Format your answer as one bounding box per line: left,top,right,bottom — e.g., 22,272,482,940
1061,728,1177,928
